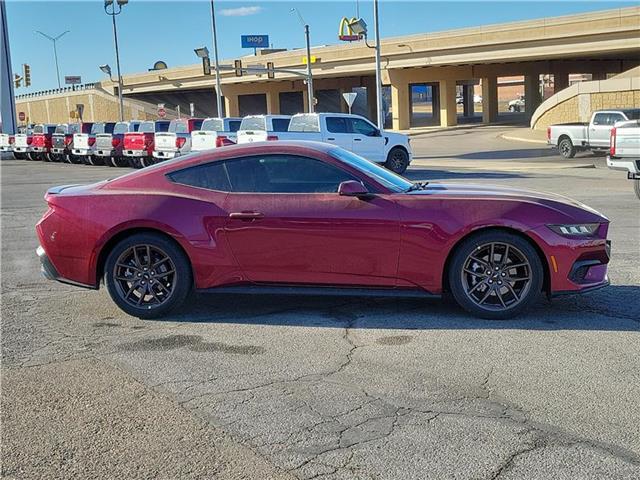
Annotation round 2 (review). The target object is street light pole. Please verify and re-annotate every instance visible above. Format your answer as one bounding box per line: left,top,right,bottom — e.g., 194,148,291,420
373,0,383,130
291,8,314,113
209,0,224,117
104,1,125,122
35,30,69,89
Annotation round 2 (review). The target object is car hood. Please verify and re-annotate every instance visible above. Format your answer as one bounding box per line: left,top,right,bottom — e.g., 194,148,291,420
408,182,608,222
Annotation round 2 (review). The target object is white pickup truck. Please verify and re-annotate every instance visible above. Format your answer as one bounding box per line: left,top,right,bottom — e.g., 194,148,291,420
286,113,413,173
607,119,640,199
548,109,640,158
190,117,242,152
236,115,292,145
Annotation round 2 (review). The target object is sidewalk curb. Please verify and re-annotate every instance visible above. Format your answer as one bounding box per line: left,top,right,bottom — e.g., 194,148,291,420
500,134,547,145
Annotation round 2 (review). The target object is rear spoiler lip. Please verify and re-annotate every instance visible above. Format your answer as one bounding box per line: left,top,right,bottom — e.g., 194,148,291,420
46,184,83,195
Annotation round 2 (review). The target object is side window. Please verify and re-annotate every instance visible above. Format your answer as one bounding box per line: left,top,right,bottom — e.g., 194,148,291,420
167,162,231,192
350,118,378,136
224,155,358,193
593,113,609,126
326,117,349,134
272,119,291,132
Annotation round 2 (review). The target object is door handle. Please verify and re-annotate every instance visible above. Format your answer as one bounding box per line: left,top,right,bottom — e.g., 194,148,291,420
326,137,335,141
354,138,362,142
229,211,264,221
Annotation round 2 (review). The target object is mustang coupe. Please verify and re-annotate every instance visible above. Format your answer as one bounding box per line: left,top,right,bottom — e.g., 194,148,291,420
36,141,610,319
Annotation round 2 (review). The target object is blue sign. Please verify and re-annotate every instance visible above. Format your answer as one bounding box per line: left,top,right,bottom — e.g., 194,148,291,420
241,35,269,49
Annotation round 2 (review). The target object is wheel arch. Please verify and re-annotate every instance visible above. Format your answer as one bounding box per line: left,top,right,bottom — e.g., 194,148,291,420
386,144,409,159
441,226,551,295
95,226,194,289
557,134,573,146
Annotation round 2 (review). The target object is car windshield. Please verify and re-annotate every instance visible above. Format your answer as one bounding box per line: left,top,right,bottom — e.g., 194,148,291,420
329,147,413,193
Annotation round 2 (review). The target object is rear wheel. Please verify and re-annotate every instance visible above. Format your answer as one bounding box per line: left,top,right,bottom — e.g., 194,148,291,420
634,180,640,200
448,231,543,319
104,233,192,319
27,152,39,161
558,137,576,159
92,155,105,166
385,147,410,174
13,152,25,160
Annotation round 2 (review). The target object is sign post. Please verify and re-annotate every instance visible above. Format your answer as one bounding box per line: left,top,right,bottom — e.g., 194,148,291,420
342,92,357,114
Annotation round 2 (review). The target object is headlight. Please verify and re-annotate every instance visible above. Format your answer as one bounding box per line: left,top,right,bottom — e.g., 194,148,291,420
547,223,600,236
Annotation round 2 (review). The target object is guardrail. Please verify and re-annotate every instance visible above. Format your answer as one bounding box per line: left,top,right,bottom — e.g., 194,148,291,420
15,83,99,99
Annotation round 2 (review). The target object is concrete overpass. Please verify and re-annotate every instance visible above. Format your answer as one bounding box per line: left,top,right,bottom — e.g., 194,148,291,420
16,7,640,129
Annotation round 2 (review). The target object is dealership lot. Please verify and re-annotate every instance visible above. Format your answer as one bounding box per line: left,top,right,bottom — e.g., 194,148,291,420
2,127,639,479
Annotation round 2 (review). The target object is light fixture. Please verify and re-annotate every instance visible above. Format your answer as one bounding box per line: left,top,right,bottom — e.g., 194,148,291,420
194,46,210,59
99,64,112,76
348,18,368,36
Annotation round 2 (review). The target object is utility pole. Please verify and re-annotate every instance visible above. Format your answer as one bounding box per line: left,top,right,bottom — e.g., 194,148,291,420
104,0,126,122
373,0,383,129
35,30,69,89
291,8,314,113
210,0,224,117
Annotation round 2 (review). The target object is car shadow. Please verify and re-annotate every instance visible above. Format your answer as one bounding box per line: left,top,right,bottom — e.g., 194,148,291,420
414,149,560,161
156,285,640,332
404,169,529,181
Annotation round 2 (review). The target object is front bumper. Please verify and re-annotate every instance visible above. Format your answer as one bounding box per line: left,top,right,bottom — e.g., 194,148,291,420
36,245,96,290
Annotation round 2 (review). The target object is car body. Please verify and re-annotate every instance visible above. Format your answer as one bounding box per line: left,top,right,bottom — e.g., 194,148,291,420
73,122,116,165
95,121,142,167
548,109,640,158
36,141,610,320
607,119,640,199
236,115,291,144
286,113,413,173
190,117,242,153
153,118,204,161
51,123,82,163
508,95,525,112
123,120,170,168
30,124,58,161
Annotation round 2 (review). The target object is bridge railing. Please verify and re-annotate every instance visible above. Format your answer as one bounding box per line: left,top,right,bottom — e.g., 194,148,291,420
15,83,99,100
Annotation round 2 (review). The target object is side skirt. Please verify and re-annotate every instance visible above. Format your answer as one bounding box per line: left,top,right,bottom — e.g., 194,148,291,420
197,283,440,299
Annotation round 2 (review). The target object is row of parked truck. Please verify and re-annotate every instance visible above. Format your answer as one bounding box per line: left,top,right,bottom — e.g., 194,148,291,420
0,113,413,173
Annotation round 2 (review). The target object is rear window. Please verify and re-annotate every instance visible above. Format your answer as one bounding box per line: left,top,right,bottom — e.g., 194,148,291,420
191,119,203,131
228,120,241,132
114,122,128,134
155,121,170,133
240,117,266,131
46,126,57,134
55,125,66,134
623,109,640,120
288,115,320,132
68,124,80,134
272,118,291,132
33,125,44,134
139,122,155,133
91,123,114,134
169,120,187,134
202,119,224,132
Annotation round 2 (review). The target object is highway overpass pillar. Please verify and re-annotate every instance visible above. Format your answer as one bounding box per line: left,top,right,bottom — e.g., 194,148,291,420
439,78,458,127
224,94,240,117
481,77,498,123
391,79,409,130
525,73,542,121
553,72,569,93
462,84,474,117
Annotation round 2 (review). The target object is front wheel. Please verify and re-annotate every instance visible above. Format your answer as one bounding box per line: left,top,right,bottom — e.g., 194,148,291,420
634,180,640,200
448,231,543,319
104,233,192,319
385,148,410,174
558,137,576,159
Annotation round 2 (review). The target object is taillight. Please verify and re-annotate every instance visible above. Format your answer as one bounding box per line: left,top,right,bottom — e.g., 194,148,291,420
547,127,551,140
27,137,33,145
64,135,73,145
266,135,279,141
215,135,229,148
610,127,616,157
9,136,14,145
175,137,186,149
112,138,121,148
88,137,96,146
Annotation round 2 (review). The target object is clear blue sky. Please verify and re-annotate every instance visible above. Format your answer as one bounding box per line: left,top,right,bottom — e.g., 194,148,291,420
6,0,637,93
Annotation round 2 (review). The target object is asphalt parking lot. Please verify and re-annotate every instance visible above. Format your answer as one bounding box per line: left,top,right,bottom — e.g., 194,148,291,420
2,126,639,479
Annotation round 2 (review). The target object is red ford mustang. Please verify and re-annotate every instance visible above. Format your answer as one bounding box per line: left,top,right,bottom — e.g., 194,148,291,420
36,141,610,319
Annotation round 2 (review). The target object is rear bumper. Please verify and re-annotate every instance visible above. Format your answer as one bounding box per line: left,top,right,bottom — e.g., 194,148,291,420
607,155,640,177
153,150,179,159
72,148,93,156
13,146,32,153
95,149,116,157
51,147,68,154
36,245,96,290
0,146,12,152
31,147,48,153
124,150,148,157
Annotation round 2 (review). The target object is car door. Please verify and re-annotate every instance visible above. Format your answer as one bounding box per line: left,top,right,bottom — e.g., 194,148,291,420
222,153,401,286
590,113,624,148
323,116,353,151
348,117,385,162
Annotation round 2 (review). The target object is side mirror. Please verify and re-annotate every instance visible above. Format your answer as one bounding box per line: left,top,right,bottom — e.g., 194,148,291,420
338,180,369,197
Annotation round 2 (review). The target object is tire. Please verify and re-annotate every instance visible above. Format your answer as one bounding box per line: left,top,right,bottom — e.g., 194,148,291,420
92,155,105,166
27,152,39,161
384,147,410,174
634,180,640,200
558,137,576,159
13,152,25,160
104,233,192,319
127,157,141,169
448,231,543,319
509,105,516,112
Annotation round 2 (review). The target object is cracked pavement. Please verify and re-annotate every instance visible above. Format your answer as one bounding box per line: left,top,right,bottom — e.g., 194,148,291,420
2,128,639,479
